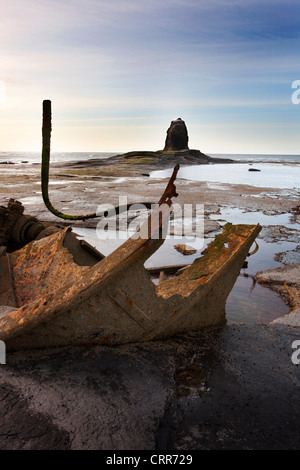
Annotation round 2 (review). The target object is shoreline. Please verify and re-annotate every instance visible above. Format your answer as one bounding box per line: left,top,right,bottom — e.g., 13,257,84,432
0,156,299,325
1,156,299,231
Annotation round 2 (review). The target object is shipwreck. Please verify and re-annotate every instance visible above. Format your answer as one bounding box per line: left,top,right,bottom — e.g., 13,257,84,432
0,101,261,351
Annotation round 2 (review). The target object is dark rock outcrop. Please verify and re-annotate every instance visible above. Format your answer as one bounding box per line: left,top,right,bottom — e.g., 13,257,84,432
1,324,300,449
64,117,234,171
164,118,189,151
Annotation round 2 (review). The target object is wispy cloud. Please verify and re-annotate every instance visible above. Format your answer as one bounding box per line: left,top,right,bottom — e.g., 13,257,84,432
0,0,299,152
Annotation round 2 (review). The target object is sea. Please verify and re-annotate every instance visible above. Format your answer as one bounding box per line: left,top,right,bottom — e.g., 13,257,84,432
0,151,299,165
0,151,117,164
1,150,299,191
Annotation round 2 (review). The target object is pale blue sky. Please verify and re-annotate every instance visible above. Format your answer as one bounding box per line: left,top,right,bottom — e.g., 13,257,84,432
0,0,299,154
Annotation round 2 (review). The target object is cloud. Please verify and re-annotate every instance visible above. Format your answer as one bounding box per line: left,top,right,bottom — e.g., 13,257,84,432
0,0,299,152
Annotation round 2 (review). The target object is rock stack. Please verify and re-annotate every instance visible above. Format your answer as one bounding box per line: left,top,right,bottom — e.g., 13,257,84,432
164,118,189,151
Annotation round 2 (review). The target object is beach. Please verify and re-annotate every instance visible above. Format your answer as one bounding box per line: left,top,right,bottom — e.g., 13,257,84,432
1,153,300,450
1,153,299,223
2,0,300,453
0,153,299,324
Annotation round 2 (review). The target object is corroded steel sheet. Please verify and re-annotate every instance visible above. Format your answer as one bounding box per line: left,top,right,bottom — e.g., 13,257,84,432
9,228,88,307
0,164,261,351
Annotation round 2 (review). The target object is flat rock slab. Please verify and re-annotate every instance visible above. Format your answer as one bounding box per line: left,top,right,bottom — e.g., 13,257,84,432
272,307,300,326
258,226,300,243
0,323,300,450
275,246,300,265
256,263,300,325
256,263,300,286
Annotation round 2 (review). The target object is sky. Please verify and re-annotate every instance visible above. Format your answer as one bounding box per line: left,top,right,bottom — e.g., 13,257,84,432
0,0,300,154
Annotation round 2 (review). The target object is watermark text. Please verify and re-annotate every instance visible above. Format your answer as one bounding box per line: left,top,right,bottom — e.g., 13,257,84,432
95,198,204,242
291,340,300,365
0,340,6,365
291,80,300,104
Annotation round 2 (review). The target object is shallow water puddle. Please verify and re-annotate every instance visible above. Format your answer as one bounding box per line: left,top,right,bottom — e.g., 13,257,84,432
225,238,295,323
210,206,300,231
209,206,299,322
150,162,300,190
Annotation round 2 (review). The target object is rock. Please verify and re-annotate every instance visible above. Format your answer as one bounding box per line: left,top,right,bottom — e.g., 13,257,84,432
174,244,197,255
275,246,300,265
111,118,235,166
169,217,220,237
164,118,189,151
256,263,300,287
256,263,300,321
258,225,300,243
1,324,300,449
272,306,300,326
248,168,261,172
204,218,220,234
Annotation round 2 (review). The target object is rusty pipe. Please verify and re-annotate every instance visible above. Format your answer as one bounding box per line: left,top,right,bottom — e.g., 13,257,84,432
41,100,154,220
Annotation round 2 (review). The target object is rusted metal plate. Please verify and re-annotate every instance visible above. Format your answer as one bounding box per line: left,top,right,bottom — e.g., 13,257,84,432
0,165,262,351
156,223,262,299
0,254,16,307
158,163,179,206
9,228,88,307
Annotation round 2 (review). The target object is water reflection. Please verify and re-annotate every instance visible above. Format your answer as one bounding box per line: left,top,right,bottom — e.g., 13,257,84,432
210,206,300,231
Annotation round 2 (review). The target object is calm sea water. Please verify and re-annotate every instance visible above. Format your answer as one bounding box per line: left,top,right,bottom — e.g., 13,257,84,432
0,151,118,164
0,151,299,164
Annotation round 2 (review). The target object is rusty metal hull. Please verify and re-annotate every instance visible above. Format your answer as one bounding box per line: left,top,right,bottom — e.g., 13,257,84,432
0,216,261,351
0,163,261,351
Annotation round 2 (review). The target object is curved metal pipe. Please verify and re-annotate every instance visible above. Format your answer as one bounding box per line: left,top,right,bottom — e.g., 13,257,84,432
248,241,259,256
41,100,153,220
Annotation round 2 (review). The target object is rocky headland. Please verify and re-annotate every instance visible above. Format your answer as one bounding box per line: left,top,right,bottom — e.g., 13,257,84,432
57,118,233,179
113,118,233,166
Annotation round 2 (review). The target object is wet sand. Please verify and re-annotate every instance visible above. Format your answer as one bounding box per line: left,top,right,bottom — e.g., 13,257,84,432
0,158,299,226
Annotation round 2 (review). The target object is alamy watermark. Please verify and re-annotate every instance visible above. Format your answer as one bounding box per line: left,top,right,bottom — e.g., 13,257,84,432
0,80,5,105
291,80,300,104
95,197,204,242
0,340,6,365
291,340,300,365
